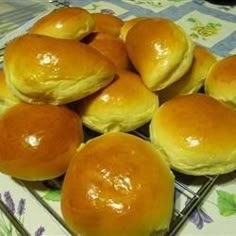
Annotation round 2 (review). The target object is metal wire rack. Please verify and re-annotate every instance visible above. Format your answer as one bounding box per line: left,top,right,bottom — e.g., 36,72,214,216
0,0,219,235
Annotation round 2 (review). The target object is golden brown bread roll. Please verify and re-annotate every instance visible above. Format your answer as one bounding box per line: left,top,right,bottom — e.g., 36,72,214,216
77,70,159,133
150,93,236,175
0,69,21,116
119,17,147,41
126,18,195,91
85,32,131,70
92,13,124,37
29,7,95,40
205,55,236,106
159,45,217,103
0,103,83,181
61,132,174,236
3,34,116,105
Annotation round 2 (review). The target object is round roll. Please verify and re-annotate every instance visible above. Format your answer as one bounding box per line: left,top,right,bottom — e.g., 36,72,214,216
77,70,159,133
3,34,116,105
85,32,131,70
92,13,124,37
119,17,147,41
126,18,195,91
0,69,21,116
29,7,95,40
205,55,236,106
150,93,236,175
0,103,83,181
159,45,217,103
61,132,174,236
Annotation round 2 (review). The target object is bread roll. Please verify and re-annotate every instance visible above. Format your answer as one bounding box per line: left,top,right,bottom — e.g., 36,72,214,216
0,103,83,181
61,132,174,236
119,17,147,41
205,55,236,106
0,69,21,116
150,93,236,175
92,13,123,37
85,32,131,70
3,34,116,105
159,45,217,103
126,18,195,91
29,7,95,40
77,70,159,133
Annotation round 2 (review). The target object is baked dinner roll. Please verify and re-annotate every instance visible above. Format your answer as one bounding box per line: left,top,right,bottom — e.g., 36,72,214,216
77,70,159,133
150,93,236,175
0,69,21,116
126,18,195,91
4,34,116,105
29,7,95,40
159,45,217,103
92,13,124,37
205,55,236,106
85,32,131,70
61,132,174,236
0,103,83,181
119,17,147,41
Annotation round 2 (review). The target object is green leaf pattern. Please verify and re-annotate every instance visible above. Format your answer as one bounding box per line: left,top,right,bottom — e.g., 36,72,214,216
187,17,222,40
43,190,61,202
216,190,236,216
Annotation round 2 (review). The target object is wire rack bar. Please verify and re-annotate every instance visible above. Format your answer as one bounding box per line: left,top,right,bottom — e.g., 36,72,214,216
0,198,31,236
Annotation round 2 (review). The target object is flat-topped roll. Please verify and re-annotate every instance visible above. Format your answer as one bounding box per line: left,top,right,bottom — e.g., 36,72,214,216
0,69,21,116
61,132,174,236
126,18,195,91
77,70,158,133
85,32,131,70
92,13,124,37
150,93,236,175
3,34,116,105
29,7,95,40
159,45,217,103
0,103,83,181
205,55,236,106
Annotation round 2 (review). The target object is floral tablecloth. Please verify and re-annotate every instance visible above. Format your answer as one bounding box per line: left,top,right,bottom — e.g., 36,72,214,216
0,0,236,235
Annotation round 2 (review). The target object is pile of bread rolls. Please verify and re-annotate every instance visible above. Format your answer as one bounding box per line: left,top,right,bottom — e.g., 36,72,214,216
0,6,236,235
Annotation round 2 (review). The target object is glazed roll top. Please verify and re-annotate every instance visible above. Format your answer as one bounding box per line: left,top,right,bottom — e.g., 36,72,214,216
3,34,116,105
119,17,148,41
205,55,236,106
77,70,159,133
29,7,95,40
0,103,83,181
61,132,174,236
92,13,124,37
159,45,217,103
126,18,195,91
150,93,236,175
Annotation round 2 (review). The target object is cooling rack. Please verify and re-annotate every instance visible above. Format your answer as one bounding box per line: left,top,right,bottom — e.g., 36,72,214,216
0,0,219,235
